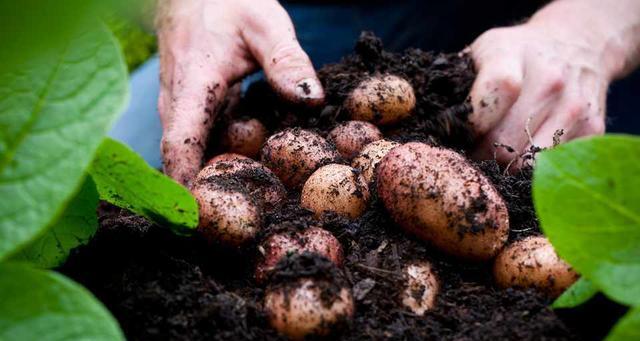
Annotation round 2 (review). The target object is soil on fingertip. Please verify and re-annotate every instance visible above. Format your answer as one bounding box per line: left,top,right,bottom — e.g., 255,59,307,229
60,33,624,341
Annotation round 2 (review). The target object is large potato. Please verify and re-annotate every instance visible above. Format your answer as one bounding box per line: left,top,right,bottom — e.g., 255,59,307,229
493,236,578,297
351,139,400,185
377,142,509,260
328,121,383,160
261,128,340,188
301,164,370,219
344,75,416,125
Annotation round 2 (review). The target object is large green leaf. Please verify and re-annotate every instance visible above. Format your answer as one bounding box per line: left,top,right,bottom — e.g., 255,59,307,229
607,307,640,341
553,278,598,309
12,177,100,268
89,138,198,234
0,262,124,341
533,135,640,306
0,24,128,260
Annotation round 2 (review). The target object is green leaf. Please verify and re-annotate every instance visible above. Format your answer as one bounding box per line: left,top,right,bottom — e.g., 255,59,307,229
89,138,198,234
0,262,124,341
606,307,640,341
12,177,100,268
553,278,598,309
0,24,129,260
533,135,640,306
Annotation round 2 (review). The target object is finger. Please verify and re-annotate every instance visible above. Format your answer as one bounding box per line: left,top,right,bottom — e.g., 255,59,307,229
472,61,566,163
159,64,227,186
468,57,523,135
241,2,324,105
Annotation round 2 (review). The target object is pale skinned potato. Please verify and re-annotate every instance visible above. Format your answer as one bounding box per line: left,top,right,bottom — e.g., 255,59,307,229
265,278,354,340
328,121,383,160
351,139,400,185
493,236,578,297
301,164,370,219
206,153,250,166
191,182,261,247
402,262,440,316
377,142,509,261
196,158,286,210
255,227,343,282
223,118,268,158
260,128,340,188
344,75,416,125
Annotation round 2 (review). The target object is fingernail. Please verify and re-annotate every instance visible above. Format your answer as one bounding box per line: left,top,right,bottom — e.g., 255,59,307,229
295,78,324,101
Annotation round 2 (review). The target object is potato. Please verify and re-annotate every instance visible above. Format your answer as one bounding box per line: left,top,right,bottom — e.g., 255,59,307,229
493,236,578,297
344,75,416,125
206,153,249,166
401,262,439,316
261,128,340,188
328,121,383,159
255,227,343,282
197,158,286,211
301,164,370,219
191,181,261,246
265,278,354,340
377,142,509,260
351,139,400,185
223,118,268,158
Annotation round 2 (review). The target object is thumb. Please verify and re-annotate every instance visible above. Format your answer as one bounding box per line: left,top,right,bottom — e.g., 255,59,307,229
242,2,324,106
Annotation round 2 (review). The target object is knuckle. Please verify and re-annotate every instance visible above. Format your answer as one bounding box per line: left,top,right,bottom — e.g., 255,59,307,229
268,41,309,69
541,71,565,94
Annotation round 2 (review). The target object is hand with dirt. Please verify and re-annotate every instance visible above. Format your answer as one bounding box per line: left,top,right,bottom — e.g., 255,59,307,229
155,0,323,186
469,0,640,166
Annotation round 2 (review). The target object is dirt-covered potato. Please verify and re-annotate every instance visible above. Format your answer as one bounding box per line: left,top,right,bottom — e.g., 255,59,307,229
301,164,370,219
377,142,509,261
493,236,578,297
222,118,268,158
261,128,340,188
402,262,439,316
255,227,343,282
351,139,401,185
196,158,286,211
328,121,383,159
265,278,354,340
206,153,250,166
191,181,262,246
344,74,416,125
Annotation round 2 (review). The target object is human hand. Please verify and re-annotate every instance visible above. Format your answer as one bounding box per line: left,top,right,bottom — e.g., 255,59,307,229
156,0,323,185
468,0,640,166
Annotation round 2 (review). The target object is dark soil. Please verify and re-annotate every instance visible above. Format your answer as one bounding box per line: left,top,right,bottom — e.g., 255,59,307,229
60,33,621,340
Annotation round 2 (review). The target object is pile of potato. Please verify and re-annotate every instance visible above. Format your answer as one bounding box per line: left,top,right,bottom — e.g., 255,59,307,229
190,74,577,339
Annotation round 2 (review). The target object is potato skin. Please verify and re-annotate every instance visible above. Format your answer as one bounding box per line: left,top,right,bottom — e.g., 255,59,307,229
301,164,370,219
206,153,250,166
402,262,439,316
223,119,268,158
261,128,340,188
493,236,578,297
377,142,509,260
328,121,383,160
191,182,262,246
344,75,416,125
351,139,400,185
255,227,343,282
265,278,354,340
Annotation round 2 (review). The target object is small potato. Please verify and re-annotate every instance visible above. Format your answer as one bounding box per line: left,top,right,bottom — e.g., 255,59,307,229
301,164,370,219
191,181,261,246
206,153,249,166
328,121,383,159
223,118,268,158
344,75,416,125
256,227,343,282
402,262,439,316
493,236,578,297
351,139,400,185
265,278,354,340
377,142,509,260
261,128,340,188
